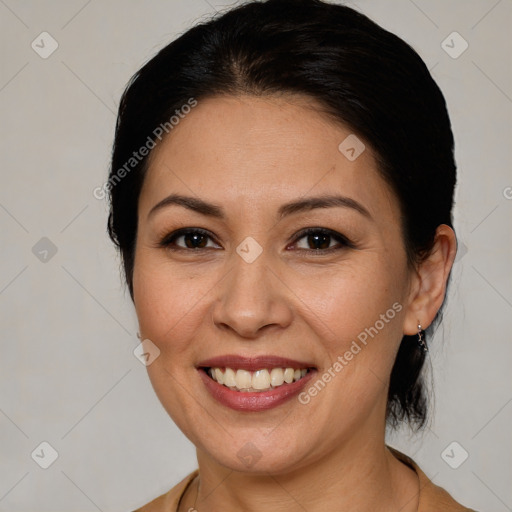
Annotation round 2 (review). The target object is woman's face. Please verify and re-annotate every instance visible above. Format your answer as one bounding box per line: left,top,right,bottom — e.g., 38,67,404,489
133,95,416,473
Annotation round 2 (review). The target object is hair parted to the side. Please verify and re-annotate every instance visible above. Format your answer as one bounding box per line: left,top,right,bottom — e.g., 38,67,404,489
107,0,457,431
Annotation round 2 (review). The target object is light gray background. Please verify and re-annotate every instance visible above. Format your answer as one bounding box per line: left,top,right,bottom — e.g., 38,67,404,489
1,0,511,510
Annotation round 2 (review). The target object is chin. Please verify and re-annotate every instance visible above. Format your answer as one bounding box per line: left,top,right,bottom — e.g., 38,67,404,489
193,428,316,475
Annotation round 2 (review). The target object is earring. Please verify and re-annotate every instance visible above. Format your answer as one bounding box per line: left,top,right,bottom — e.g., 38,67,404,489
417,323,428,353
136,332,141,340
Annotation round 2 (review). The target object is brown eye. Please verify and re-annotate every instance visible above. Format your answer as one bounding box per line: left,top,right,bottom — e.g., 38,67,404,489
159,228,221,250
292,228,354,253
305,232,332,250
182,232,208,248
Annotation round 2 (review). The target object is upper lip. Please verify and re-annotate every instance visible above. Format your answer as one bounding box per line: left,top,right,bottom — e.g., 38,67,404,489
197,355,316,372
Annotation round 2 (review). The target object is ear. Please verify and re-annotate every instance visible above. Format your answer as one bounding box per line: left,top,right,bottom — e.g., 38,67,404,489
403,224,457,335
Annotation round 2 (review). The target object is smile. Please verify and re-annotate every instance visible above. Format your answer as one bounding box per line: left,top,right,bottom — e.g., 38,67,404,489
207,367,310,392
196,355,317,411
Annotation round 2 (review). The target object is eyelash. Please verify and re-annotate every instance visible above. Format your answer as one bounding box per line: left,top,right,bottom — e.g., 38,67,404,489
158,227,355,254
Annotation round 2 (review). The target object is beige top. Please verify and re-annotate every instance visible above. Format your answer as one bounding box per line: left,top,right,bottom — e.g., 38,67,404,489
133,447,478,511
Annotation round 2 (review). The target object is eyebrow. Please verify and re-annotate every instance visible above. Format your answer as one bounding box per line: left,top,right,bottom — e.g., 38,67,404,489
147,193,372,221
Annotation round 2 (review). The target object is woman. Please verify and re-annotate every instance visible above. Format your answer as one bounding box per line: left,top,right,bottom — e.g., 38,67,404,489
107,0,478,510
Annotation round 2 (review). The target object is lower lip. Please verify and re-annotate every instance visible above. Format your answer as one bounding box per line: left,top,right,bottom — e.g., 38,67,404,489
198,368,316,412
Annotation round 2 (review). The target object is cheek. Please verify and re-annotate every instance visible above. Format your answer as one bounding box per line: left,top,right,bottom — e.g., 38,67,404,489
133,251,235,374
300,257,405,336
132,255,210,433
133,254,206,355
296,257,407,397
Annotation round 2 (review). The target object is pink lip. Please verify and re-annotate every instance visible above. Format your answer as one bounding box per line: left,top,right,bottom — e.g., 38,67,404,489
197,355,317,412
196,354,316,372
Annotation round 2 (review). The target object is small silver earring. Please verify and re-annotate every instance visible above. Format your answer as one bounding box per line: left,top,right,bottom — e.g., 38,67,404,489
136,332,141,340
417,323,428,352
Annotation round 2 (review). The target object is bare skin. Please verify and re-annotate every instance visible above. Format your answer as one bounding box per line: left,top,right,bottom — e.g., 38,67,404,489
132,95,456,511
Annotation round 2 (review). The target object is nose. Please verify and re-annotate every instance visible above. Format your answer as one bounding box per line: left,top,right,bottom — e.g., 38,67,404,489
211,249,293,339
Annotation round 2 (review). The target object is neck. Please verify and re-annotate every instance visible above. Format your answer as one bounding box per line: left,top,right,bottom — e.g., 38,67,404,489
181,428,419,511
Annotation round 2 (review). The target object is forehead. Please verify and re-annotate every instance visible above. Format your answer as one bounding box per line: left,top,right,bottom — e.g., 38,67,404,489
139,95,398,222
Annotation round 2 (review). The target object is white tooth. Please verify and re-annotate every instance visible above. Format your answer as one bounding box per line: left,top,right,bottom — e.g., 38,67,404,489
211,367,308,391
252,369,271,390
224,367,237,387
270,368,284,387
284,368,294,383
235,369,252,390
214,368,224,385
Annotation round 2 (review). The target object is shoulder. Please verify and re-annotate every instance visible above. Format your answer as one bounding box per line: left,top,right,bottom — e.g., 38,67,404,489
131,470,198,512
388,446,479,512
